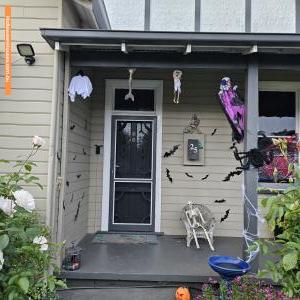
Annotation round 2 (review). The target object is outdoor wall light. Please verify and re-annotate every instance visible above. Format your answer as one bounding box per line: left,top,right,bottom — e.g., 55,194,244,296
16,44,35,65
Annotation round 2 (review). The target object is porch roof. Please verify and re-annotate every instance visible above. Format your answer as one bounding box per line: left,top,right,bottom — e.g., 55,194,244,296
41,28,300,54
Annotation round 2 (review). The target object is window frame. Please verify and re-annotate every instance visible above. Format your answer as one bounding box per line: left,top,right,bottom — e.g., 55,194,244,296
258,81,300,191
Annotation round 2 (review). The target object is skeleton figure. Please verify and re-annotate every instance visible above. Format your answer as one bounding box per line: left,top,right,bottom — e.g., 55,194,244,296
173,70,182,104
125,68,136,101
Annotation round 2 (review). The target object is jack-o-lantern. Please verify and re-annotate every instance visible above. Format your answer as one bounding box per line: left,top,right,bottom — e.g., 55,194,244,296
175,287,191,300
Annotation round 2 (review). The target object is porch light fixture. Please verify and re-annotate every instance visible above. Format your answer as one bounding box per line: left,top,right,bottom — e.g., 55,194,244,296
16,43,35,65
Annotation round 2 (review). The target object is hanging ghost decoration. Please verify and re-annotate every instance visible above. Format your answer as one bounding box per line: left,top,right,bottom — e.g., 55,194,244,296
173,70,182,104
218,77,245,143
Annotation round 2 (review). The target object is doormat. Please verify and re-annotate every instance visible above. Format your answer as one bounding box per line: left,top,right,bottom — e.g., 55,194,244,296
92,233,158,244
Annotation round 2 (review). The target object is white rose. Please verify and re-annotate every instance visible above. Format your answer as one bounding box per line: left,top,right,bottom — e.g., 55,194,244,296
33,236,48,252
0,197,16,216
0,250,4,270
13,190,35,212
32,136,45,148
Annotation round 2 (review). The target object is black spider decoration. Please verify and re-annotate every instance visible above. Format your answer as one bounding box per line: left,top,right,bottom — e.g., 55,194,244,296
66,181,70,187
63,201,66,210
83,148,87,155
70,125,75,130
220,209,230,223
166,168,173,183
164,144,180,158
77,174,81,179
73,155,77,161
233,143,273,170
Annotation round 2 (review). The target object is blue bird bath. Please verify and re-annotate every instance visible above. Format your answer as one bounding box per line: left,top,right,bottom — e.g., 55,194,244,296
208,255,251,282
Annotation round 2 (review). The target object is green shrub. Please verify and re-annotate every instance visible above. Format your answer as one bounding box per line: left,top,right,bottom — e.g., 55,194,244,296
259,170,300,297
0,137,66,300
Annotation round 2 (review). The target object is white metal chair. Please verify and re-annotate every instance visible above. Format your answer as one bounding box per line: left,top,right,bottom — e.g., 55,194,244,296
181,202,216,251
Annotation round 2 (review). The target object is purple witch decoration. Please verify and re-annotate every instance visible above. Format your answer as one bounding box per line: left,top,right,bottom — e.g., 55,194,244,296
218,77,245,143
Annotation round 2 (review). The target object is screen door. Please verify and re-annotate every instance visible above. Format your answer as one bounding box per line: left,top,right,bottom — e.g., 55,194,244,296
109,116,156,232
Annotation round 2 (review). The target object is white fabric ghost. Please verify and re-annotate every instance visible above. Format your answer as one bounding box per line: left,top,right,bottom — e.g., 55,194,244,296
68,75,93,102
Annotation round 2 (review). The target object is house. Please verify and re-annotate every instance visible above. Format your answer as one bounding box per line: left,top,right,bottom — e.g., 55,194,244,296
1,0,300,285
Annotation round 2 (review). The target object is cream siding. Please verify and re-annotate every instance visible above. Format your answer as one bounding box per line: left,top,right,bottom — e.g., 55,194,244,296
83,69,245,237
0,1,61,219
62,98,91,244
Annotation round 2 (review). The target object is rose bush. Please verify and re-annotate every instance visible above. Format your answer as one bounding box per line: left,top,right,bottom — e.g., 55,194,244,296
0,137,66,300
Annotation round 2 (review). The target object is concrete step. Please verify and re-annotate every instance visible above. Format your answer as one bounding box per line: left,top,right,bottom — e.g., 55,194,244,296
58,287,178,300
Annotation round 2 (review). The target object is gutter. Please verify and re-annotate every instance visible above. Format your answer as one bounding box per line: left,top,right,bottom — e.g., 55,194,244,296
40,28,300,49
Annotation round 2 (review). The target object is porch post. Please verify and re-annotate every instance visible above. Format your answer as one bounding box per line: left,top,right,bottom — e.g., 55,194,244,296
244,56,259,270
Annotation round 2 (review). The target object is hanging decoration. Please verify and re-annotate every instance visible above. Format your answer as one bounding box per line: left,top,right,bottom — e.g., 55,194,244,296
218,77,245,143
220,209,230,223
125,68,136,101
173,70,182,104
68,70,93,102
183,114,201,134
70,125,76,130
164,144,180,158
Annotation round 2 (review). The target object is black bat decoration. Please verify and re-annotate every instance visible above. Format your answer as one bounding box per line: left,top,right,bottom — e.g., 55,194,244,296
77,174,81,179
83,148,87,155
185,172,193,178
211,128,217,136
215,199,226,203
73,155,77,161
223,170,242,182
70,125,75,130
201,174,209,181
166,168,173,183
74,202,81,222
56,152,61,161
220,209,230,223
66,181,70,187
164,144,180,158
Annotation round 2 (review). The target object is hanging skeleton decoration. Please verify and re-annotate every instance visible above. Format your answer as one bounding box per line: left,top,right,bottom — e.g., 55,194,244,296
173,70,182,104
125,68,136,101
218,77,245,143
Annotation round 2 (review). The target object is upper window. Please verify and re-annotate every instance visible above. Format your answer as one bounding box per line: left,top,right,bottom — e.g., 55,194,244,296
114,89,155,111
258,91,298,185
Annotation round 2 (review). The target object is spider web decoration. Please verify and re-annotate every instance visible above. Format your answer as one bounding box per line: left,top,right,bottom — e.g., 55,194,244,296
242,185,265,263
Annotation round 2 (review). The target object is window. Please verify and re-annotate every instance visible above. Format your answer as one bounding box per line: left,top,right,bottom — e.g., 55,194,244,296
258,91,298,186
114,89,155,111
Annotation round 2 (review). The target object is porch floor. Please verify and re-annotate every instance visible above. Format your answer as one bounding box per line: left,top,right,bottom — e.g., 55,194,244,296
61,234,252,283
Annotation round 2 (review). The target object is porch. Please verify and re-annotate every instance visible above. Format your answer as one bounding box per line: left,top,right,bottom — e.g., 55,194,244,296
62,234,245,285
40,30,300,283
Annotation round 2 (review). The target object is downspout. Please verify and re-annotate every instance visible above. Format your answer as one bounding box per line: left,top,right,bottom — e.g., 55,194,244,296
46,45,60,229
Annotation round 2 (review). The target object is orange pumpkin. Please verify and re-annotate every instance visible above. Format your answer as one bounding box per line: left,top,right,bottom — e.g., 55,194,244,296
175,287,191,300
